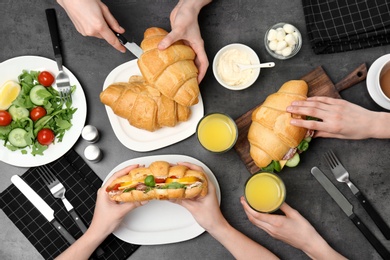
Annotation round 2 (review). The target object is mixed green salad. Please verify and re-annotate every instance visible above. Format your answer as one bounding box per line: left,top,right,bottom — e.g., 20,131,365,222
0,70,77,155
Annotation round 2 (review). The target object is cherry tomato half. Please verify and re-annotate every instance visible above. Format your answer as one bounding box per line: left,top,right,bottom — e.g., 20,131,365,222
37,128,55,145
30,106,47,121
0,110,12,126
38,71,55,87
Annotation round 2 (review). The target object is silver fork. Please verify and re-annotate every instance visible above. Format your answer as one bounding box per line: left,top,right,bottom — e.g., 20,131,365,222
46,8,72,103
37,164,87,233
37,164,105,257
324,150,390,240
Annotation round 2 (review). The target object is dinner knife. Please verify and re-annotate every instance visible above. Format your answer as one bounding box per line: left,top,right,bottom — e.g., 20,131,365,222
311,167,390,259
114,32,143,58
11,175,76,245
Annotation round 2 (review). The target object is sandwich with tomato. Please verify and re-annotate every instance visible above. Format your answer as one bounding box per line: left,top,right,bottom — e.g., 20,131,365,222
106,161,208,202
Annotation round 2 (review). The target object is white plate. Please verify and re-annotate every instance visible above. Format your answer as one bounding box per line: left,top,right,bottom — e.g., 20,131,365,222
102,154,221,245
102,60,204,152
367,54,390,110
0,56,87,167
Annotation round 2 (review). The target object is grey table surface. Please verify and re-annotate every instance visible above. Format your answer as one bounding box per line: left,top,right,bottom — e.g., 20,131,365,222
1,0,390,259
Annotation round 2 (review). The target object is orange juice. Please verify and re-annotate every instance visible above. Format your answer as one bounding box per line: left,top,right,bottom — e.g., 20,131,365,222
197,113,238,153
244,172,286,213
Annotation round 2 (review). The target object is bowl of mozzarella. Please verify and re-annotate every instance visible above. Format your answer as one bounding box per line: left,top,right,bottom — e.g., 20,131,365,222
264,22,302,60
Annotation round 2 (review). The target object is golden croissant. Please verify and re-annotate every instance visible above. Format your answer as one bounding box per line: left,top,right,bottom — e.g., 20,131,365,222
248,80,308,168
100,75,191,132
137,27,199,107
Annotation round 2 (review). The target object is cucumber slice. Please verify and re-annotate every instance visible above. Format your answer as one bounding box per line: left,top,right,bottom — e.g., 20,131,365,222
285,153,300,167
8,128,28,148
30,85,50,105
8,105,29,120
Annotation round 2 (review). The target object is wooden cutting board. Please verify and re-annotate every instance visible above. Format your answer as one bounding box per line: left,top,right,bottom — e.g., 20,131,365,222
234,63,368,174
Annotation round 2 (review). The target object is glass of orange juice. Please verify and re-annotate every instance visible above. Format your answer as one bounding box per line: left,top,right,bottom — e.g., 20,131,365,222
244,172,286,213
196,113,238,153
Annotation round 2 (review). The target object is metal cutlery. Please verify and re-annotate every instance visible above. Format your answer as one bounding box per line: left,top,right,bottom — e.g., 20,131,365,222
46,8,72,103
114,31,143,58
11,175,76,245
311,167,390,259
37,164,87,233
236,62,275,71
324,150,390,240
37,165,105,257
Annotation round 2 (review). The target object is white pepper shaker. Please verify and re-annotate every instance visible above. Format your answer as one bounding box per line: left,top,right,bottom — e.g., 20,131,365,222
84,144,103,163
81,125,99,143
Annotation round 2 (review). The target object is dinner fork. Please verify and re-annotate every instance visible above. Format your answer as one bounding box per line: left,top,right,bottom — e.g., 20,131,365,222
37,164,87,233
37,164,105,257
324,150,390,239
46,8,72,103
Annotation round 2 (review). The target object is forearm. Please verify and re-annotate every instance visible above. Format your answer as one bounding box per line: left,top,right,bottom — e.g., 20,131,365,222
55,228,107,260
206,219,279,260
301,234,346,260
179,0,212,13
369,111,390,139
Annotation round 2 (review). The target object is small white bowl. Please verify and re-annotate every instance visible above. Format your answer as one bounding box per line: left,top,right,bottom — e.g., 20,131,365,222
264,22,302,60
213,43,261,90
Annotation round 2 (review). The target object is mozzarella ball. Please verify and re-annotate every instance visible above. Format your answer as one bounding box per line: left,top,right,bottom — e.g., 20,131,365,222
268,40,278,51
276,40,287,51
285,34,296,46
267,29,277,41
283,24,295,34
276,30,286,41
282,46,292,57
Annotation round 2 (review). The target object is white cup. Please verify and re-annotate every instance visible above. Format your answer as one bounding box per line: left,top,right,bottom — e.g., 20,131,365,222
377,60,390,101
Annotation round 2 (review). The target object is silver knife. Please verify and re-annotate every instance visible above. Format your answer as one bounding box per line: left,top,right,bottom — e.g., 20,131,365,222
114,32,143,58
311,167,390,259
11,175,76,245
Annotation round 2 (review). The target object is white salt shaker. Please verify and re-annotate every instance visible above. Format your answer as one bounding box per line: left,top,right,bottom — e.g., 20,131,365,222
84,144,103,163
82,125,99,143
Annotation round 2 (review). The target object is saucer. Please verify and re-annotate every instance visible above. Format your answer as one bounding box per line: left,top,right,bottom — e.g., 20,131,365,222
367,54,390,110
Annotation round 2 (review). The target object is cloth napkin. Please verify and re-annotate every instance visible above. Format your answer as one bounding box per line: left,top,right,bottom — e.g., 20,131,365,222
0,149,140,260
302,0,390,54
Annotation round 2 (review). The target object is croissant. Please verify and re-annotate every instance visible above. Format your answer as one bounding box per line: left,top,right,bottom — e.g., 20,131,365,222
100,75,191,132
137,27,199,107
248,80,308,168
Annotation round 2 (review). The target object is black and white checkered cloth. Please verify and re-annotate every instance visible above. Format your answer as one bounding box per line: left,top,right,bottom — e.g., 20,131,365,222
302,0,390,54
0,149,140,260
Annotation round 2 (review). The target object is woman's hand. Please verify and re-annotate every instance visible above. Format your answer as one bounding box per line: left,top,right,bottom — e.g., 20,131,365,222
286,96,382,139
57,0,125,52
89,164,148,237
241,198,346,260
158,0,212,83
171,162,224,231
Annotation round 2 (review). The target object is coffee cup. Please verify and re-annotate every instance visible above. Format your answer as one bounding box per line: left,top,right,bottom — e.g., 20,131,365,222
378,59,390,101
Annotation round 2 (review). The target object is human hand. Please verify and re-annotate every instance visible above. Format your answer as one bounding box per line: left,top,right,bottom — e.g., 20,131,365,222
89,164,147,237
57,0,126,52
241,198,346,259
286,96,377,139
172,162,223,231
158,0,212,83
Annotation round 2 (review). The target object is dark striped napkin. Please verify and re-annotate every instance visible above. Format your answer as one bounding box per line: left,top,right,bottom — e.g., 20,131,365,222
0,149,140,260
302,0,390,54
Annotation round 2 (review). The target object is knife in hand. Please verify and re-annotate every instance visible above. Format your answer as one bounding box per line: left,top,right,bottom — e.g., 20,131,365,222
311,167,390,259
113,32,143,58
11,175,76,245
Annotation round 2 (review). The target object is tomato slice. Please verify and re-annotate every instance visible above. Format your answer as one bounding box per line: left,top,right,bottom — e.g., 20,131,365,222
0,110,12,126
38,71,55,87
37,128,55,145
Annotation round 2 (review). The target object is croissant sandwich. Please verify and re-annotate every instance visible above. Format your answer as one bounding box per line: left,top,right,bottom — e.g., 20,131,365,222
100,75,191,131
106,161,208,202
248,80,313,171
137,27,200,107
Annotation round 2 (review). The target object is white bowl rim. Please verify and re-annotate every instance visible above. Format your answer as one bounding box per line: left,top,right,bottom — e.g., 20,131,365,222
212,43,261,91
